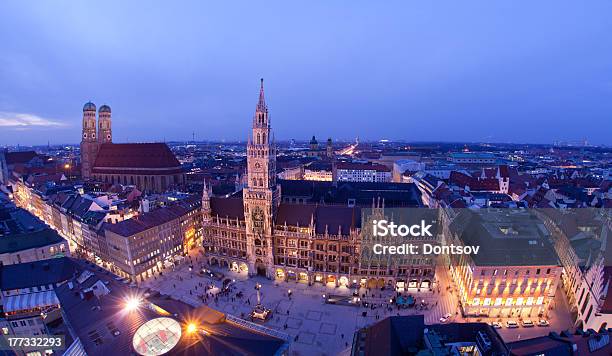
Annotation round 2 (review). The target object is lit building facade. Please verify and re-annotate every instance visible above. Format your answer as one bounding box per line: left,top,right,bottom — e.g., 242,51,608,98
538,209,612,331
103,197,202,281
442,208,561,319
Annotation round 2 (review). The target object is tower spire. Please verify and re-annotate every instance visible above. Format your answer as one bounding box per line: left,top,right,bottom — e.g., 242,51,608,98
257,78,267,112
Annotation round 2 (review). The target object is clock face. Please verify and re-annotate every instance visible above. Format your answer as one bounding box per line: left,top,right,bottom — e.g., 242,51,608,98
252,207,264,222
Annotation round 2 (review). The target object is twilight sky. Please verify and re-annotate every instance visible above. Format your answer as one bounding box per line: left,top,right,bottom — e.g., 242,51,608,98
1,1,611,146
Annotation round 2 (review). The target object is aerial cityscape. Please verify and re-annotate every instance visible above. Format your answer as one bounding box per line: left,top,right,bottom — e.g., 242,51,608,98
1,1,611,356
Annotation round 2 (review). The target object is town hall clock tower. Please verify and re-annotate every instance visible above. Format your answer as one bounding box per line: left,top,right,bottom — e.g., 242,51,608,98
243,79,280,278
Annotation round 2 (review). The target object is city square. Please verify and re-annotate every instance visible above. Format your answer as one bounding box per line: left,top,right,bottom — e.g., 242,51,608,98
139,247,576,355
1,2,611,355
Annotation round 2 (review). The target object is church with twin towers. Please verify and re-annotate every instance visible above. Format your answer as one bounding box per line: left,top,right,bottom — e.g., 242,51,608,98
79,102,184,193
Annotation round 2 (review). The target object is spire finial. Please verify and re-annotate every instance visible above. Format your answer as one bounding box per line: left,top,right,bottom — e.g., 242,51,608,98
257,78,267,112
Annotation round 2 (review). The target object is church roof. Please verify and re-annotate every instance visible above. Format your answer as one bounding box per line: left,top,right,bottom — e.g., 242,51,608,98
93,143,181,169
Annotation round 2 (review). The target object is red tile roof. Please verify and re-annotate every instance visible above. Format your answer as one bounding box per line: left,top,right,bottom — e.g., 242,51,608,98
93,143,181,169
5,151,39,165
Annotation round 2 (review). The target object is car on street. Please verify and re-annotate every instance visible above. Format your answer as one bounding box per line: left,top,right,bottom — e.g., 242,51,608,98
490,321,502,329
521,320,534,327
537,319,550,327
506,320,519,328
439,313,453,323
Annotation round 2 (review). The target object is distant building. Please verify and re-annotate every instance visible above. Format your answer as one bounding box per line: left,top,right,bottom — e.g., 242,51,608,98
335,162,391,183
450,152,496,165
306,136,333,158
303,161,333,181
392,159,424,182
80,102,185,192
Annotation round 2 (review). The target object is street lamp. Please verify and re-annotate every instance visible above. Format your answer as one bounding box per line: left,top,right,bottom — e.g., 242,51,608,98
255,283,262,306
124,296,141,312
186,323,197,334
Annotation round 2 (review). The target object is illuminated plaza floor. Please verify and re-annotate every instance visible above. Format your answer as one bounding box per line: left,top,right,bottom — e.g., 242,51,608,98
141,249,574,355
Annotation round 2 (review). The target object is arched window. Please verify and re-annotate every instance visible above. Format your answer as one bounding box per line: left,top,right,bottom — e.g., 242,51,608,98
256,133,260,145
252,178,257,187
262,133,266,144
258,178,263,187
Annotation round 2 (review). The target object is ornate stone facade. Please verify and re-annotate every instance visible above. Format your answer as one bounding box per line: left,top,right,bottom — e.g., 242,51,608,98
201,80,432,290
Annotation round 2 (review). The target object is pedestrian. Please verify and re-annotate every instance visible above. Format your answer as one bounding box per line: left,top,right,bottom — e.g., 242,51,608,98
341,334,344,339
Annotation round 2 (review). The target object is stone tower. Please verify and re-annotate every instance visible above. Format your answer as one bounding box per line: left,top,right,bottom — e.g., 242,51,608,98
243,79,280,278
310,135,318,151
326,137,333,158
98,104,112,144
202,179,212,224
80,102,98,179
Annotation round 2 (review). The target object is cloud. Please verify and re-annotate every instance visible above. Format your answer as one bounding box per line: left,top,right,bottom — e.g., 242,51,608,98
0,112,68,128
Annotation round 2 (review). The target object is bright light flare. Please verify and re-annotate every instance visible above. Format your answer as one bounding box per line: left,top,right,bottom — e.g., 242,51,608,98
124,297,141,311
186,323,197,334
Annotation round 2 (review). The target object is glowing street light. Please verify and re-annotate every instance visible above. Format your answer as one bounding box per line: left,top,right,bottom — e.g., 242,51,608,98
124,296,141,311
186,323,197,334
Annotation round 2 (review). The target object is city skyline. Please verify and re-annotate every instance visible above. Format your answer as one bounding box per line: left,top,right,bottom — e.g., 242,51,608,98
1,1,612,146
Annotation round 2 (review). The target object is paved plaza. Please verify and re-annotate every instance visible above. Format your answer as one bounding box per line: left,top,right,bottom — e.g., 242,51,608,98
140,248,575,355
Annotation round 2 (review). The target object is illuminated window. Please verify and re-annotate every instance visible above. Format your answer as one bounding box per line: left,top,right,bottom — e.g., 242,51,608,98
536,297,544,305
472,298,480,306
494,298,502,306
505,298,513,306
516,297,524,306
527,297,534,306
484,298,491,306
